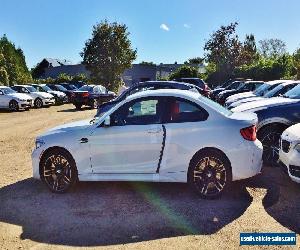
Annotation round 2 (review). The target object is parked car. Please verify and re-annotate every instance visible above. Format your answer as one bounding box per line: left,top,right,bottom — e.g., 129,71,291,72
0,86,33,111
95,81,204,117
227,81,299,109
210,81,245,101
32,89,263,198
11,85,55,108
70,81,85,89
279,124,300,184
232,83,300,165
60,83,78,91
72,85,116,109
174,78,210,96
214,78,251,89
46,84,74,102
216,81,265,105
225,80,288,107
30,84,67,104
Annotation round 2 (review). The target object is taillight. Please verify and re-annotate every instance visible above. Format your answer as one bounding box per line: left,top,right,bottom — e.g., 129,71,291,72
82,92,89,97
240,125,257,141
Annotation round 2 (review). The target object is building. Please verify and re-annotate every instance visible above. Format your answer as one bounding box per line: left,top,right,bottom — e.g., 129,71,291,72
38,58,205,87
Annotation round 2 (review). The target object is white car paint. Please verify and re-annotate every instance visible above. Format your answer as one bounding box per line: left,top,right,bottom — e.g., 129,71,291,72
13,85,55,106
32,89,263,185
279,124,300,183
0,86,33,110
231,97,299,113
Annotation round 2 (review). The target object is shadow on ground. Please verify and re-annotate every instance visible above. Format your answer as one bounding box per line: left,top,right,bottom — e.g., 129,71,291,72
57,106,95,113
245,166,300,234
0,178,252,246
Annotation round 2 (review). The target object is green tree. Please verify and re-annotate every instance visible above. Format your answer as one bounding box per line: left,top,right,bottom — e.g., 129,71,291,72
184,57,204,65
55,73,72,83
81,20,137,91
293,48,300,79
168,65,200,80
240,34,258,65
0,35,32,85
258,38,286,58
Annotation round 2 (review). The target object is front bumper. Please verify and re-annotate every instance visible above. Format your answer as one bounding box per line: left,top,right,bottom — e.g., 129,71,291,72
42,98,55,106
279,147,300,183
18,99,33,109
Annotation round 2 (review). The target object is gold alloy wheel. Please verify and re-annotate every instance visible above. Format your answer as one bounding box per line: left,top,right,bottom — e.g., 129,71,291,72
193,156,227,196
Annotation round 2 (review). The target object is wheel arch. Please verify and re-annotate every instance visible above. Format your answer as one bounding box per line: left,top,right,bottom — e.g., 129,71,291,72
39,146,78,177
257,118,292,131
188,147,232,176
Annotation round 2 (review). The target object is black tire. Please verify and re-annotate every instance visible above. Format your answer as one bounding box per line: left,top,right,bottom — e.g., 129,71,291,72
34,98,43,108
40,148,78,193
75,104,82,110
257,124,287,166
188,149,232,199
9,100,19,111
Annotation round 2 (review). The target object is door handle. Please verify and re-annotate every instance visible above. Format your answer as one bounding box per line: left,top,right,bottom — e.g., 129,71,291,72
80,138,89,143
147,128,162,134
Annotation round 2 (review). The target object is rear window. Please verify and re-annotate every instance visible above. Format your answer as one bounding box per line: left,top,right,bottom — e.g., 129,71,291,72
199,96,233,116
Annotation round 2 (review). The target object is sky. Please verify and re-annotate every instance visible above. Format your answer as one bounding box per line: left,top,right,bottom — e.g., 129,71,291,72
1,0,300,68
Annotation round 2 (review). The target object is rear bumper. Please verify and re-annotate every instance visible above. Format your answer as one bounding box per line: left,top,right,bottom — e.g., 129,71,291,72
228,139,263,181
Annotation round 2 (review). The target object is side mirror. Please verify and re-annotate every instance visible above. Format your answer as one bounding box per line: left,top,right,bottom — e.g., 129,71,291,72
103,115,111,127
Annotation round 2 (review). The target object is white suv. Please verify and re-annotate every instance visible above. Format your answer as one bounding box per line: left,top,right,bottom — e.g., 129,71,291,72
0,86,33,111
279,124,300,183
11,85,55,108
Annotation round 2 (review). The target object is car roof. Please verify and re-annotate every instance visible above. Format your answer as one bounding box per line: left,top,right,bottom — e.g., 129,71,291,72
13,85,32,87
134,80,195,89
0,86,10,89
125,88,200,102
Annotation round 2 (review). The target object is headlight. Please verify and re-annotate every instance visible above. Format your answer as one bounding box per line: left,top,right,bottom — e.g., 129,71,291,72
35,139,45,149
294,143,300,153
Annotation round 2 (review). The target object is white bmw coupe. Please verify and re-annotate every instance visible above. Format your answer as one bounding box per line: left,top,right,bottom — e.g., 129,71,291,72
32,89,263,198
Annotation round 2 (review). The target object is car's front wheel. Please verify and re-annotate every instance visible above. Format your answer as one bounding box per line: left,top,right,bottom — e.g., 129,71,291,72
9,100,19,111
188,149,232,199
40,148,78,193
34,98,43,108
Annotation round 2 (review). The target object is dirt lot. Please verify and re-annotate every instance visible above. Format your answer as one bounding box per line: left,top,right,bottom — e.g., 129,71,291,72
0,104,299,250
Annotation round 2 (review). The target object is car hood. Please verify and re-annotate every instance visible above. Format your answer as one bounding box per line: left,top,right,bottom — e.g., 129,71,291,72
232,97,299,112
31,92,53,99
282,124,300,141
48,90,65,97
40,119,93,137
8,93,33,100
230,96,265,108
226,92,254,102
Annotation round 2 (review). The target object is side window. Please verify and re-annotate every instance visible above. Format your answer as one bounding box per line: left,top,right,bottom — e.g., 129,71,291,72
21,87,28,93
111,98,162,126
167,98,208,123
93,86,100,93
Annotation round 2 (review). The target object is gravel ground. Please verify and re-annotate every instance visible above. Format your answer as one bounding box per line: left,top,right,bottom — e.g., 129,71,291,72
0,104,299,250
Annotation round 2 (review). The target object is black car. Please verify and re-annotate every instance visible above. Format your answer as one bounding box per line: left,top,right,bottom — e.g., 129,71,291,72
70,81,86,89
46,84,74,102
233,83,300,165
60,83,78,91
95,81,202,117
174,78,210,96
72,85,116,109
210,80,245,100
216,81,264,105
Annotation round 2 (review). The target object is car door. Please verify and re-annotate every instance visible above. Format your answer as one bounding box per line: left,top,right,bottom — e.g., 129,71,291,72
89,97,165,173
0,89,5,107
161,97,209,171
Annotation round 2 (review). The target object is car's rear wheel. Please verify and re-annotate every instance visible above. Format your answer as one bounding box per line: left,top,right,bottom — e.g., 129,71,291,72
34,98,43,108
75,104,82,110
9,100,19,111
188,149,231,199
40,149,78,193
258,124,287,166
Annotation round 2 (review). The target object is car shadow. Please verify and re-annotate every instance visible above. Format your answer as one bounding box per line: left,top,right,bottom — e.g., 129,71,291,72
0,178,252,246
244,166,300,233
57,107,96,113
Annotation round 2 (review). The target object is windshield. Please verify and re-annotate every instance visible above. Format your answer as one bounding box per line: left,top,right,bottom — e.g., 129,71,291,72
264,85,284,98
253,83,270,95
56,85,68,91
78,85,93,92
41,85,52,91
0,87,16,94
283,84,300,99
199,96,232,116
26,86,37,92
226,81,242,90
